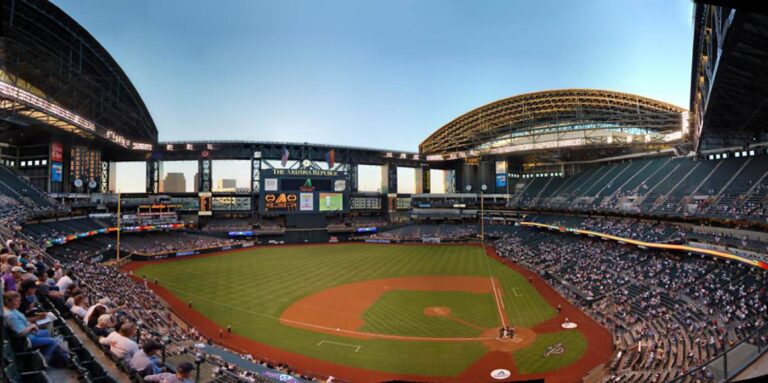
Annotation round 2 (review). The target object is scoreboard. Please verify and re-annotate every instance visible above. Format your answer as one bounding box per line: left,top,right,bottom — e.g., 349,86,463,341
259,169,348,214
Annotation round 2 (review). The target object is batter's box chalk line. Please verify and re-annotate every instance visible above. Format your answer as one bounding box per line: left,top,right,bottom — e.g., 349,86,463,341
316,340,362,353
498,335,523,343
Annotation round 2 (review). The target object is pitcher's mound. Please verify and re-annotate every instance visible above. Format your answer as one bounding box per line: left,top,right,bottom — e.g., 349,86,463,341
423,306,452,317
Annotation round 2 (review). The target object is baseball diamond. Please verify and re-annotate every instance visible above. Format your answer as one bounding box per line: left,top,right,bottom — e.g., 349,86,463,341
126,243,613,382
3,1,768,383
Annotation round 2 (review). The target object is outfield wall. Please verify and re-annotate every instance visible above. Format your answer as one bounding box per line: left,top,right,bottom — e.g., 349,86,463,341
129,241,255,260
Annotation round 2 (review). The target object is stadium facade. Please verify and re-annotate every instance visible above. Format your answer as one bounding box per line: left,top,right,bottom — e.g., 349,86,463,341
1,0,767,227
2,1,768,382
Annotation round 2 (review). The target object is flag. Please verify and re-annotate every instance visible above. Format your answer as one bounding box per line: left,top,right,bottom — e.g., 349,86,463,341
281,146,289,167
325,149,335,169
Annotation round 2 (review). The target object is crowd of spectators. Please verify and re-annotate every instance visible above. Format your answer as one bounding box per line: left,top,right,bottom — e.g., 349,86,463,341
579,218,683,243
492,224,768,383
202,219,253,232
121,233,246,255
374,224,478,241
506,156,768,224
0,218,320,382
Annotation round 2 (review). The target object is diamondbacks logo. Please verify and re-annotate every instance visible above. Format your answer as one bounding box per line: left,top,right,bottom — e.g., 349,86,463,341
490,369,511,380
542,342,565,357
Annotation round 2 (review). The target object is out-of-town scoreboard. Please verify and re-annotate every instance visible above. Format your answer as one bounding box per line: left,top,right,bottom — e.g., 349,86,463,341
259,169,348,214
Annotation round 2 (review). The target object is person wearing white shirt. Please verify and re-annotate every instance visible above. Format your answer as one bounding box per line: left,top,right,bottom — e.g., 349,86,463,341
70,294,88,319
52,262,63,281
55,271,74,292
99,322,139,361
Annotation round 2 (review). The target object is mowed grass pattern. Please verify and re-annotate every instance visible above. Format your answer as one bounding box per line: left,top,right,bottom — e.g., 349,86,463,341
360,291,498,338
513,331,588,374
136,244,581,377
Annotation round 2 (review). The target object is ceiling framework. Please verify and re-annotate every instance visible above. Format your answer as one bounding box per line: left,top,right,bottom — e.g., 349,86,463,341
691,5,768,151
0,0,157,144
420,89,686,160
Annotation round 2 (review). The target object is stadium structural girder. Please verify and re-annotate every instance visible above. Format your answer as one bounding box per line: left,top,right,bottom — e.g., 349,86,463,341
0,0,157,143
419,89,686,157
691,4,768,151
157,141,422,168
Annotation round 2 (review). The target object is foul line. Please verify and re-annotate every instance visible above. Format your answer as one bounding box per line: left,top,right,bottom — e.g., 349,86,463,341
317,340,361,352
147,282,499,343
490,278,507,328
281,318,497,342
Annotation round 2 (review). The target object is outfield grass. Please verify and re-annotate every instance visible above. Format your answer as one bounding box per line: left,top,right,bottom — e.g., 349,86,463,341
135,244,584,377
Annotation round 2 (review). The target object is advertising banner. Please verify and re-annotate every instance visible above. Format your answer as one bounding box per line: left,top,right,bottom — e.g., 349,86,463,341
495,160,507,174
51,142,63,162
300,193,314,211
495,174,507,188
51,162,63,182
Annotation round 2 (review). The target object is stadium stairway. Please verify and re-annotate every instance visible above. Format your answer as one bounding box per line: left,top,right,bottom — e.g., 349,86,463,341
596,160,650,201
0,165,52,207
654,161,712,213
64,319,130,382
638,160,691,211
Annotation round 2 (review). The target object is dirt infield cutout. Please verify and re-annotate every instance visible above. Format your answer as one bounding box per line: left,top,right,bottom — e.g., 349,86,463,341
279,275,504,341
279,275,536,351
423,306,452,316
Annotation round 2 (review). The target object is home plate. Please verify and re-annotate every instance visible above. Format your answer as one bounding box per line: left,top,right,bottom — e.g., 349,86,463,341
562,322,578,329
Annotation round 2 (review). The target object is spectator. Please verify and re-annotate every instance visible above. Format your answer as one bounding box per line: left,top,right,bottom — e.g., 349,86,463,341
130,340,164,376
92,314,114,337
99,321,139,361
2,256,21,291
70,294,88,319
56,270,75,292
144,361,194,383
3,291,64,362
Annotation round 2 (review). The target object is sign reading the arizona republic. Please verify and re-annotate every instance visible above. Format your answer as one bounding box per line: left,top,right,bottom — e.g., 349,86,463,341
271,169,340,177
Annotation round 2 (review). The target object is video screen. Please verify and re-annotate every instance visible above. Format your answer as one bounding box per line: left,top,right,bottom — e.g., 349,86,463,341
318,193,343,211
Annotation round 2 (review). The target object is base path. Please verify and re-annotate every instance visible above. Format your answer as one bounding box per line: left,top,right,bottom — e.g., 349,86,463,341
124,243,614,383
279,275,504,340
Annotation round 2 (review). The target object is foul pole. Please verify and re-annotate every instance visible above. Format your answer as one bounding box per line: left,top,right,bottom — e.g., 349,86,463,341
116,192,121,261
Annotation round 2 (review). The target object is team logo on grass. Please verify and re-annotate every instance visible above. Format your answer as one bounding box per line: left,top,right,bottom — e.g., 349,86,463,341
490,369,511,379
542,342,565,357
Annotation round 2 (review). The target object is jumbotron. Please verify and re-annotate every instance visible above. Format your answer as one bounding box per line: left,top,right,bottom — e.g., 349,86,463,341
0,2,767,383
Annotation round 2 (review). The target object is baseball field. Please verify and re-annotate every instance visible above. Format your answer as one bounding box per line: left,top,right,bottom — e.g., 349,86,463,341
127,243,613,382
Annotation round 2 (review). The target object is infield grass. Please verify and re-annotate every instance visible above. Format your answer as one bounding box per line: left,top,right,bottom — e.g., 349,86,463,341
135,243,585,377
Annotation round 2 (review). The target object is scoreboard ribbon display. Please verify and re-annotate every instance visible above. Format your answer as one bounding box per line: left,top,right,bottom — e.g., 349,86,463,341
260,169,348,214
264,192,299,212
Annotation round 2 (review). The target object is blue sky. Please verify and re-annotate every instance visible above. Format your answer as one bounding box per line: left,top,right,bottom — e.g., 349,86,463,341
55,0,693,154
